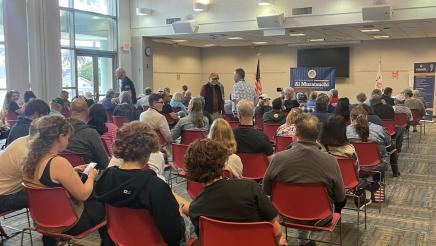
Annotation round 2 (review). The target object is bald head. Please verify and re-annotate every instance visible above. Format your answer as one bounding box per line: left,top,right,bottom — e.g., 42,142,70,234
294,113,320,141
71,98,88,121
237,100,254,119
115,67,126,80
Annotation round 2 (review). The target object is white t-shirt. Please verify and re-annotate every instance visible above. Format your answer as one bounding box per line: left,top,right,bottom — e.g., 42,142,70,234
0,136,29,195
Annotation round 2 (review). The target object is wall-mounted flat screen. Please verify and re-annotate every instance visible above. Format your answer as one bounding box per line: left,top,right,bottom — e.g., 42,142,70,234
297,47,350,78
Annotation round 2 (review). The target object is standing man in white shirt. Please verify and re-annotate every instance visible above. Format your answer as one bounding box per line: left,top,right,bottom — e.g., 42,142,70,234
230,68,257,114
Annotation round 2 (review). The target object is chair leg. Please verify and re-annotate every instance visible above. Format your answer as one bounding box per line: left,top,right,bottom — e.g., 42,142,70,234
339,217,342,246
364,200,367,230
26,210,33,246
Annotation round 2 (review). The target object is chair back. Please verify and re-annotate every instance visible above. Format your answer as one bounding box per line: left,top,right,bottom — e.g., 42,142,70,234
350,142,381,168
101,137,112,156
6,119,17,128
106,205,166,246
61,108,71,118
410,109,422,124
112,116,129,128
263,124,280,142
394,113,408,128
199,216,276,246
238,153,269,180
254,114,264,130
105,110,113,123
58,152,85,167
382,119,396,136
172,143,189,170
271,182,332,221
187,180,204,199
156,131,168,148
223,114,237,122
275,136,293,152
335,157,359,189
23,183,78,229
5,111,17,121
181,129,204,145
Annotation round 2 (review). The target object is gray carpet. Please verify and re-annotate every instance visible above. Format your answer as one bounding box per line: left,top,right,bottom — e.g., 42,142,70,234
1,124,435,245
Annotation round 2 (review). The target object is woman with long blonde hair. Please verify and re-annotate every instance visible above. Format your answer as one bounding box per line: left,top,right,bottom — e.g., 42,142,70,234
208,118,243,178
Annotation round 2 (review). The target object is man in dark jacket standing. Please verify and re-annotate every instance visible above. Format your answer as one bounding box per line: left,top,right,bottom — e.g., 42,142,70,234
200,73,224,116
66,98,109,169
116,67,137,104
6,99,50,146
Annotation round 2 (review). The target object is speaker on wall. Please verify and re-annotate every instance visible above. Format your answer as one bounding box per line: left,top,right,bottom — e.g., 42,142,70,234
362,5,391,21
257,13,284,29
172,20,198,34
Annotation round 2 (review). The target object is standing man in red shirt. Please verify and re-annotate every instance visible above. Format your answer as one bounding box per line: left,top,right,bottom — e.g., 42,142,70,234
200,73,224,118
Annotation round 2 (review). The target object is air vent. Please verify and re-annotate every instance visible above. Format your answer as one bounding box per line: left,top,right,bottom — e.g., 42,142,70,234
166,18,181,25
292,7,312,15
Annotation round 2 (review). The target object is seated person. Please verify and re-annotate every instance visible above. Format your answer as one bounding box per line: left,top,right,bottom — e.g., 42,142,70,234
357,103,384,127
113,91,137,122
297,92,313,113
254,94,272,117
140,93,172,144
282,87,299,111
0,136,29,213
307,91,317,108
22,116,113,246
346,107,399,177
233,100,274,162
66,98,109,169
334,98,351,122
108,151,166,178
174,139,286,246
263,97,286,125
263,113,345,245
100,89,117,112
208,118,243,178
311,93,332,125
404,88,426,132
170,92,188,116
393,94,412,121
136,87,153,108
276,108,302,137
88,104,118,156
171,97,209,141
6,99,50,146
50,98,64,117
94,121,185,246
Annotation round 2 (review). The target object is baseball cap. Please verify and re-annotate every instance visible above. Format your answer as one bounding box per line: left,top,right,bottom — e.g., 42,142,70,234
297,92,307,101
259,94,270,100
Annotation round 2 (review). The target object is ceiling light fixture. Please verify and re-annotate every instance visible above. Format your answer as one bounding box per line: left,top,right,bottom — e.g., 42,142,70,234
373,35,390,39
193,0,209,12
360,29,380,32
309,38,325,42
173,39,187,43
136,8,153,16
204,44,217,47
289,33,306,37
253,41,268,45
258,0,273,6
227,37,244,40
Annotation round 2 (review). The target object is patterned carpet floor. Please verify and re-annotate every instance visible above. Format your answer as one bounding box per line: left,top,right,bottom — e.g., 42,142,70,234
1,123,435,245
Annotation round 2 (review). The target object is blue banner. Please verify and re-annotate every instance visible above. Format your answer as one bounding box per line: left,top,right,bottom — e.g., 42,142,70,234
414,68,434,121
290,67,336,91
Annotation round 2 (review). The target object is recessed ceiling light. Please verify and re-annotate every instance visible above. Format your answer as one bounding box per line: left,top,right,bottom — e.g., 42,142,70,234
373,35,390,39
253,41,268,45
289,33,306,37
193,2,209,12
227,37,244,40
360,29,380,33
258,0,273,6
309,38,325,42
136,8,153,16
173,39,187,43
204,44,217,47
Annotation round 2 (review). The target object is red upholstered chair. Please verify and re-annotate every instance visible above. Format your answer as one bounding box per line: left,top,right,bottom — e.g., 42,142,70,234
5,112,17,128
101,137,112,156
227,121,239,129
410,109,424,141
105,110,113,123
21,183,106,245
156,131,168,148
199,216,276,246
382,119,396,137
275,136,293,153
254,114,264,130
263,124,280,143
169,143,189,186
60,108,71,118
271,182,342,245
106,205,166,246
336,157,367,231
187,180,204,199
238,153,269,180
58,152,85,167
181,129,204,145
223,114,237,122
112,116,129,128
394,113,409,148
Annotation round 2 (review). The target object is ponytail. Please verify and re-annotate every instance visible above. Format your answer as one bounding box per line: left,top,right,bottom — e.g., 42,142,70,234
350,107,369,142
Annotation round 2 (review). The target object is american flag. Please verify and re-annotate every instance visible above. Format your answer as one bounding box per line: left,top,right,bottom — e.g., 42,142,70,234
254,59,262,96
375,58,383,90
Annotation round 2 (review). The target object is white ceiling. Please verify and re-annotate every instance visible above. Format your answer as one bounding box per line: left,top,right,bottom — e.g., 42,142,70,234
151,19,436,48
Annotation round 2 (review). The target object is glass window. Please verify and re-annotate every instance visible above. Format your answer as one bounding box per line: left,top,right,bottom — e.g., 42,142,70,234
0,0,6,94
73,0,116,16
61,49,74,88
59,0,71,8
74,11,116,51
60,10,72,47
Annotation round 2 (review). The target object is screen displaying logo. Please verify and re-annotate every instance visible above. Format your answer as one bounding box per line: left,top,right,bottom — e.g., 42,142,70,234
307,69,317,79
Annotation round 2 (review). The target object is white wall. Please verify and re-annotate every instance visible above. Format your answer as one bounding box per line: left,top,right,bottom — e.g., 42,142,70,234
151,38,436,103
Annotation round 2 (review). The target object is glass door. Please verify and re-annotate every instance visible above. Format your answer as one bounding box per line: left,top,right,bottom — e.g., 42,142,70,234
76,54,115,101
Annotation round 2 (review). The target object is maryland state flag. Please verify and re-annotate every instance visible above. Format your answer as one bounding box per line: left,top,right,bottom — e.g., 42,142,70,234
375,59,383,90
254,59,262,96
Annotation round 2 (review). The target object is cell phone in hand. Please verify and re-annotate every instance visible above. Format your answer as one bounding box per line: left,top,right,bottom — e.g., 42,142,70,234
84,162,97,175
